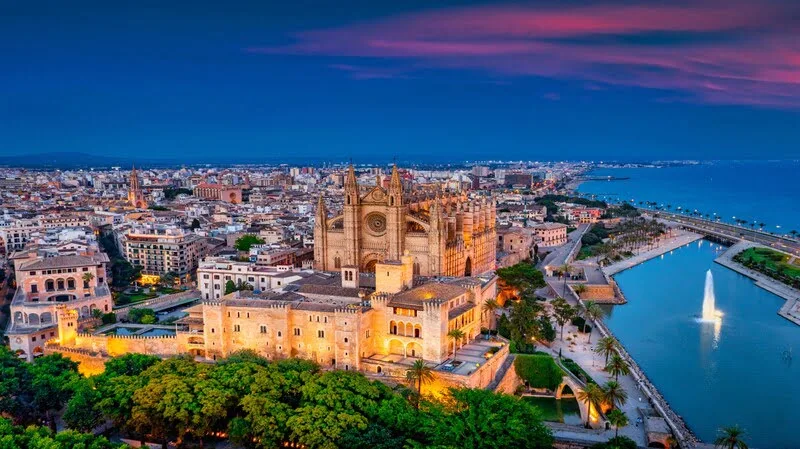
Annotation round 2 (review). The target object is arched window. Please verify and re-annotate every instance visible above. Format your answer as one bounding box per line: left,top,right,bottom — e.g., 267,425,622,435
67,278,75,290
45,280,55,291
56,279,65,290
334,256,341,269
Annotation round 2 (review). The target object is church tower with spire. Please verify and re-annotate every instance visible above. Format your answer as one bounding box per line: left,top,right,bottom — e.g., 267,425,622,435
128,165,147,208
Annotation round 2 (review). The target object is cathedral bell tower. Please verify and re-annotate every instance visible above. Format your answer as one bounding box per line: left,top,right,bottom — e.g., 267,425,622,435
128,165,146,208
343,165,361,267
314,194,328,270
386,164,405,261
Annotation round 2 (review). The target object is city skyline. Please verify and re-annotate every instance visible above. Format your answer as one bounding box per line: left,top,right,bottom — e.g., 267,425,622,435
2,0,798,162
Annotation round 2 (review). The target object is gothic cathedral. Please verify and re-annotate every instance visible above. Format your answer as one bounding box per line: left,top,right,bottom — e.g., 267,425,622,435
314,165,496,277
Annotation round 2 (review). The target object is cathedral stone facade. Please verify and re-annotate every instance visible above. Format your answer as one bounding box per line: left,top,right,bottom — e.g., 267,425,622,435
314,166,496,277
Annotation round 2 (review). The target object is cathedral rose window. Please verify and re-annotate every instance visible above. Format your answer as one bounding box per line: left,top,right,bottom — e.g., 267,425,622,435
365,212,387,234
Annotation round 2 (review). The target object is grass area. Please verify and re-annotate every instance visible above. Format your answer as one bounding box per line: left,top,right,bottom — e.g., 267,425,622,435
114,287,183,307
735,247,800,286
560,358,597,385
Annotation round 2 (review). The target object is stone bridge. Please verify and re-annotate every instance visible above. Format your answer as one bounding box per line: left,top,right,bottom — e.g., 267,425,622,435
554,358,606,429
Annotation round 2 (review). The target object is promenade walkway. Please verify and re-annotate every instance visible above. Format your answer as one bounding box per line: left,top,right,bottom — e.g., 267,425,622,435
715,241,800,326
603,230,702,276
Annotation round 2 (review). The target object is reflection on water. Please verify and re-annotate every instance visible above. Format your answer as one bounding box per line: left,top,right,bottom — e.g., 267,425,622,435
605,240,800,448
523,397,582,425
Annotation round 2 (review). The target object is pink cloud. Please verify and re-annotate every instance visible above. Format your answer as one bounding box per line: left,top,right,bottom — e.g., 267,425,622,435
246,0,800,107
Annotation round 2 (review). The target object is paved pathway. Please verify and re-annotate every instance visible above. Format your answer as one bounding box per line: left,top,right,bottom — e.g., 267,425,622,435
603,230,703,276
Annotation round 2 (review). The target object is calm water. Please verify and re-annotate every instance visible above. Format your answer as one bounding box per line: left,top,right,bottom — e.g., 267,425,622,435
523,397,583,425
605,240,799,448
577,161,800,233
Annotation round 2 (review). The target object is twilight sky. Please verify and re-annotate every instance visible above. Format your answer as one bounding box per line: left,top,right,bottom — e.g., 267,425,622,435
2,0,798,162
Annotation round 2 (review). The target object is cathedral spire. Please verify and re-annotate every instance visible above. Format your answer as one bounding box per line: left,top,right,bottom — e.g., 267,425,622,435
316,194,327,221
344,164,359,206
388,164,403,207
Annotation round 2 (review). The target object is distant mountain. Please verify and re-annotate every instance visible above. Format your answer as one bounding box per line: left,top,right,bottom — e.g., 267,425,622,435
0,152,179,169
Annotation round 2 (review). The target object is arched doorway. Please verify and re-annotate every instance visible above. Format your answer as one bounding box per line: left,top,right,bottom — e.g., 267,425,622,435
464,257,472,277
364,259,378,273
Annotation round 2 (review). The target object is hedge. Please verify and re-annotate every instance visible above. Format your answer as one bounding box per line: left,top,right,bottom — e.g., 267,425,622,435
514,354,564,390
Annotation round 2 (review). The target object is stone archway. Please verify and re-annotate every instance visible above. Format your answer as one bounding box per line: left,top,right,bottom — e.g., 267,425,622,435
464,257,472,277
364,259,378,273
556,375,603,429
388,339,405,356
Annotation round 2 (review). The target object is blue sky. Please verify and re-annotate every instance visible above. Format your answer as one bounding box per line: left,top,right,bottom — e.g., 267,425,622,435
1,0,798,163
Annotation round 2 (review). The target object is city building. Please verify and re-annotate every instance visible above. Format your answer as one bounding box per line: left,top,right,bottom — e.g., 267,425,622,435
193,183,243,204
531,222,568,247
7,250,112,361
314,165,497,277
121,224,202,282
49,254,506,392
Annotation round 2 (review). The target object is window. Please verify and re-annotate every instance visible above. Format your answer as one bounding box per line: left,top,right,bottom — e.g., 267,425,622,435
365,330,370,338
344,337,349,343
318,330,325,338
30,284,38,293
234,325,241,332
293,328,301,336
277,331,282,337
260,325,267,334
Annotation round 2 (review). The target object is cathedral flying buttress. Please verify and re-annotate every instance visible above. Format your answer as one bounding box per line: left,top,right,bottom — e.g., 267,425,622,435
314,165,496,277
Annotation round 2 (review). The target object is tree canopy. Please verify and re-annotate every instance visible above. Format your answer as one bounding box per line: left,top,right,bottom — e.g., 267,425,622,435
234,234,265,251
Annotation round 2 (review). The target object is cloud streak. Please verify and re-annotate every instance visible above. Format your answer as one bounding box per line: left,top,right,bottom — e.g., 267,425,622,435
247,1,800,107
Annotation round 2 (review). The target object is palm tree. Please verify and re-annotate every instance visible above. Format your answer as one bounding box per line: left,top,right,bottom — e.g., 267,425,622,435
576,383,604,428
447,329,466,362
482,299,500,330
606,354,630,381
606,409,628,438
573,283,587,298
82,271,95,289
714,425,749,449
405,359,435,410
583,301,603,343
594,336,618,365
602,380,628,409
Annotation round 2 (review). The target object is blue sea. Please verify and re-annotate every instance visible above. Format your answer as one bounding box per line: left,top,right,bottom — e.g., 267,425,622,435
576,161,800,234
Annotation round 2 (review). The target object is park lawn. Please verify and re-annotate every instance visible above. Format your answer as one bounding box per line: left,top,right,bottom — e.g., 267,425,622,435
737,247,800,280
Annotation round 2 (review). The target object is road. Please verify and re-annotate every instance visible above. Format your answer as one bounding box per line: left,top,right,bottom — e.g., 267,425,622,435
648,212,800,257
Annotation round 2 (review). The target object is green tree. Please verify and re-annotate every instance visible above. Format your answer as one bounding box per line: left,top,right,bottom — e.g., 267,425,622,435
0,418,125,449
81,271,95,288
583,301,604,343
224,280,237,295
128,308,156,324
496,263,546,300
425,388,553,449
63,378,104,433
601,380,628,410
101,312,117,324
575,383,604,428
605,354,630,381
482,298,500,330
287,371,391,449
573,283,587,297
536,315,557,343
509,297,544,349
158,271,177,288
28,354,81,431
594,336,618,365
405,359,435,410
715,425,749,449
339,422,406,449
606,409,629,438
447,329,465,362
551,297,575,341
235,234,265,252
